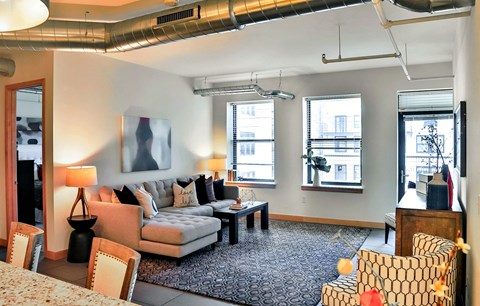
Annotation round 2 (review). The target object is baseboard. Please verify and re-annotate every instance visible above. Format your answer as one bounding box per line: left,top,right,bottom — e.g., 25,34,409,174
0,238,7,247
44,249,68,260
256,213,384,229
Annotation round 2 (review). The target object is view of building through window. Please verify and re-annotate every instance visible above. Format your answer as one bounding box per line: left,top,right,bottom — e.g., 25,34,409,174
304,95,362,185
228,101,274,182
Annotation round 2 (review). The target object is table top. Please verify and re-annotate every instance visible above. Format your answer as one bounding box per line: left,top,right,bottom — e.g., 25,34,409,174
397,189,462,212
0,261,132,305
214,201,268,214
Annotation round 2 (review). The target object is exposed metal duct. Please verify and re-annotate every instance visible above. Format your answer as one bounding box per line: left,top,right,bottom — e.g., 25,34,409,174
0,58,15,77
193,84,295,100
0,0,474,53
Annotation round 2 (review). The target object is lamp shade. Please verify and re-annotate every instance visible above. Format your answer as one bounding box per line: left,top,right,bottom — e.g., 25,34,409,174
207,158,226,171
66,166,97,187
0,0,50,32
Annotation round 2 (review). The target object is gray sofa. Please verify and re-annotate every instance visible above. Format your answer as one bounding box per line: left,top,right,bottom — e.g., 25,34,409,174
88,175,238,261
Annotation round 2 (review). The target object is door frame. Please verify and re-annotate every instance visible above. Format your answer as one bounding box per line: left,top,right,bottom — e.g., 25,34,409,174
397,110,452,202
5,79,47,246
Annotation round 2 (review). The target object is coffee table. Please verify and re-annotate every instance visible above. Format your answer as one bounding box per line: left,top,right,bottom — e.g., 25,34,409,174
213,201,268,244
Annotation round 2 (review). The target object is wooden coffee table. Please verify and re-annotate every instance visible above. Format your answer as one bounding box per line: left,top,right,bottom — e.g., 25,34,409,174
213,201,269,244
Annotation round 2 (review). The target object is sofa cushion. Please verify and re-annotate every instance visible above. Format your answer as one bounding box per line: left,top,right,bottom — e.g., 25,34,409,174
99,186,112,202
142,213,220,245
143,179,176,208
158,205,213,216
173,182,199,207
194,175,209,205
205,199,236,211
113,186,139,205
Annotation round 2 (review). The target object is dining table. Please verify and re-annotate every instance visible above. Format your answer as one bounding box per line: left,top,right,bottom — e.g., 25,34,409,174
0,261,133,305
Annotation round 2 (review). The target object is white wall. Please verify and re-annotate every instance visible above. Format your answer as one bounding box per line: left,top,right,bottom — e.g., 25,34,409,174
51,52,212,252
454,7,480,305
212,63,452,224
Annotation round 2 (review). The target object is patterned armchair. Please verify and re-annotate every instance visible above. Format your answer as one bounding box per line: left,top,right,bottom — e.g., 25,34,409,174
322,233,456,306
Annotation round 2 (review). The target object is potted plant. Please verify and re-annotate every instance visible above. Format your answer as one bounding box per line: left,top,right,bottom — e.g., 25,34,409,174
301,149,331,186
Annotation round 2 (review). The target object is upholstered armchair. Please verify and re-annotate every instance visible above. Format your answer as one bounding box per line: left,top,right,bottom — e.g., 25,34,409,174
322,233,456,306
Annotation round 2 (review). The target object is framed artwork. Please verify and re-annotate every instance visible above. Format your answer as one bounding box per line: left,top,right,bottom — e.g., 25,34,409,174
121,116,171,172
16,117,42,145
454,101,466,177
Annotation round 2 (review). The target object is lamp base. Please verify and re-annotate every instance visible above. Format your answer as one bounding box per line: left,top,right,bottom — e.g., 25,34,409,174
67,215,97,263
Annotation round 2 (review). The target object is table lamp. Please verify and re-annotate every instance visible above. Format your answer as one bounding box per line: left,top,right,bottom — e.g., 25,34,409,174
66,166,97,219
207,158,226,180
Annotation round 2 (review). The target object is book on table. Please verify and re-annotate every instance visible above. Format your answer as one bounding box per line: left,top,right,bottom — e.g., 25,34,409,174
229,203,246,210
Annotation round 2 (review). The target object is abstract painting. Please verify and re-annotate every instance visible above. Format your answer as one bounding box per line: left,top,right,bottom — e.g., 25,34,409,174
122,116,171,172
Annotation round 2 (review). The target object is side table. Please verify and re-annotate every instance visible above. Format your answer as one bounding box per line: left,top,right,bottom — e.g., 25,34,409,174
67,215,97,263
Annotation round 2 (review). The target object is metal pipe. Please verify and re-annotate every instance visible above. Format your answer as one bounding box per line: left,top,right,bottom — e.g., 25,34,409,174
322,52,399,64
384,11,471,28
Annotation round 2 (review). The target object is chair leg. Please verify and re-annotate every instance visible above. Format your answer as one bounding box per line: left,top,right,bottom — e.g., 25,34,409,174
211,242,216,251
385,224,390,244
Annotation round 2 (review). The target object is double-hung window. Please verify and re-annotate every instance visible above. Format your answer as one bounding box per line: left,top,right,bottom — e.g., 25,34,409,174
304,94,362,186
228,100,275,182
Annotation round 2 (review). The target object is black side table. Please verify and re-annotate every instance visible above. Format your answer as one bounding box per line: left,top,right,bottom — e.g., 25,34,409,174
67,215,97,263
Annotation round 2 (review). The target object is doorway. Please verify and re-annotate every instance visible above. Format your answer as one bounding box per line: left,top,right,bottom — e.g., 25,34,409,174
397,89,454,201
5,80,46,251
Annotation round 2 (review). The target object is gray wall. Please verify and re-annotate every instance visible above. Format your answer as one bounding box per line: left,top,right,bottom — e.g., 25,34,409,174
212,63,452,224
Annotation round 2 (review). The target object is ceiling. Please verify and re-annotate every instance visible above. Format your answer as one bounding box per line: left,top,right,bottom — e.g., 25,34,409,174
49,0,469,82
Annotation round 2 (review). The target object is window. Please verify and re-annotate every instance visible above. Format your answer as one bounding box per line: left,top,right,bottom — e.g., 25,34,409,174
304,94,362,186
228,101,275,182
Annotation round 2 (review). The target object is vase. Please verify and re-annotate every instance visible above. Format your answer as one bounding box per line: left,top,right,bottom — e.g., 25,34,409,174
426,173,449,210
313,168,320,186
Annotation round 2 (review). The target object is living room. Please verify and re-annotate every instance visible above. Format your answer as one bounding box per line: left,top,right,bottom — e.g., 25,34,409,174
0,0,479,305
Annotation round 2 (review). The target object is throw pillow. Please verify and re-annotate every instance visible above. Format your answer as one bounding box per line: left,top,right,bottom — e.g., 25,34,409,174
205,176,216,202
173,182,199,207
213,179,225,200
177,179,192,188
111,190,120,203
194,175,209,204
135,187,158,218
113,186,139,205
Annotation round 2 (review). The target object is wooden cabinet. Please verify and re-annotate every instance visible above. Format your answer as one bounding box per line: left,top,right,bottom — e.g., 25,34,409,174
396,189,466,304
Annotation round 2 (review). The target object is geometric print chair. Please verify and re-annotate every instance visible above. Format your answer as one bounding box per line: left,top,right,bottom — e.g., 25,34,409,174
86,237,141,302
6,221,44,272
322,233,456,306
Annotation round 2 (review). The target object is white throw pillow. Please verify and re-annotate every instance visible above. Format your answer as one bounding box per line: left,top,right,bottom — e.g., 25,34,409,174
135,187,159,218
173,182,199,207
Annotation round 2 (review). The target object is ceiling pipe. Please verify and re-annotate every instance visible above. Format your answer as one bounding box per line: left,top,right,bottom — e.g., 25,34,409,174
322,52,399,64
0,0,474,53
383,10,471,28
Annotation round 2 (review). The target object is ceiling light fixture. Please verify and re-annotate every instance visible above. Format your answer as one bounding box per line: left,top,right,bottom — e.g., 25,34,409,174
0,0,49,32
193,84,295,100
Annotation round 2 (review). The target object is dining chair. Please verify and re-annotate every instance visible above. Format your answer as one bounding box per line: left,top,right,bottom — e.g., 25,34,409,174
86,237,141,302
6,221,44,272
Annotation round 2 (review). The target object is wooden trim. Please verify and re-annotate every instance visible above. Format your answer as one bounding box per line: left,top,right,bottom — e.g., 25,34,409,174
301,185,363,193
254,212,383,229
5,79,48,255
225,181,276,189
44,249,68,261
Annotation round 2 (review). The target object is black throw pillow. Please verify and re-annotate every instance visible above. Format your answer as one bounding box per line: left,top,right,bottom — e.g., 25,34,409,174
177,179,192,188
194,175,209,204
213,179,225,200
205,176,217,202
113,186,139,205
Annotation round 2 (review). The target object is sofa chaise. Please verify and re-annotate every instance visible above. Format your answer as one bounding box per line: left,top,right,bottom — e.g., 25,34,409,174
88,175,239,261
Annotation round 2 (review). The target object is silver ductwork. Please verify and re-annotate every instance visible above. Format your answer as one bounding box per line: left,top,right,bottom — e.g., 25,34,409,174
193,84,295,99
0,0,474,53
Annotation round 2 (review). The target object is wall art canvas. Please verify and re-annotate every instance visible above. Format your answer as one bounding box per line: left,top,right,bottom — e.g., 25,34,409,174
16,117,42,145
454,101,466,177
122,116,171,172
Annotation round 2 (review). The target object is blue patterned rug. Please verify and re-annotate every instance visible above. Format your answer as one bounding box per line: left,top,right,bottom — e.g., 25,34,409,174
137,220,371,306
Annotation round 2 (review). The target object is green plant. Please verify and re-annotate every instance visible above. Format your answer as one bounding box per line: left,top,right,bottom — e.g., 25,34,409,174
301,149,331,172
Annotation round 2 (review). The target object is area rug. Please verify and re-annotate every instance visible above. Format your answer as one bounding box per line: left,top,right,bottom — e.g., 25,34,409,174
137,220,371,306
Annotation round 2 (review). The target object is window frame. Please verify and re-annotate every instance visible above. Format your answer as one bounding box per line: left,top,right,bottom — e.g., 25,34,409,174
303,94,362,187
228,100,275,183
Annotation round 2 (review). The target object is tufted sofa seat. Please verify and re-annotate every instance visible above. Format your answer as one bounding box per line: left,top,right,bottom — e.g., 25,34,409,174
321,232,456,306
88,175,239,261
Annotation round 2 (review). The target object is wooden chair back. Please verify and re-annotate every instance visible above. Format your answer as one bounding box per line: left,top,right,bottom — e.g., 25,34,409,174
6,221,44,272
86,237,141,301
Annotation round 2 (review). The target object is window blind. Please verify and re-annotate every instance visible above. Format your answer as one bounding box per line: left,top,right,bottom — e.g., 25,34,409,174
398,89,453,112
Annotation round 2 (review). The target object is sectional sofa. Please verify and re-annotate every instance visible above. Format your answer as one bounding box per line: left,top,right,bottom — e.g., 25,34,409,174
88,175,239,261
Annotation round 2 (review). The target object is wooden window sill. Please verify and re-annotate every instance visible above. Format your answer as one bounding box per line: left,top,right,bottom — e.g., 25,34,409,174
225,181,276,189
301,185,363,194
